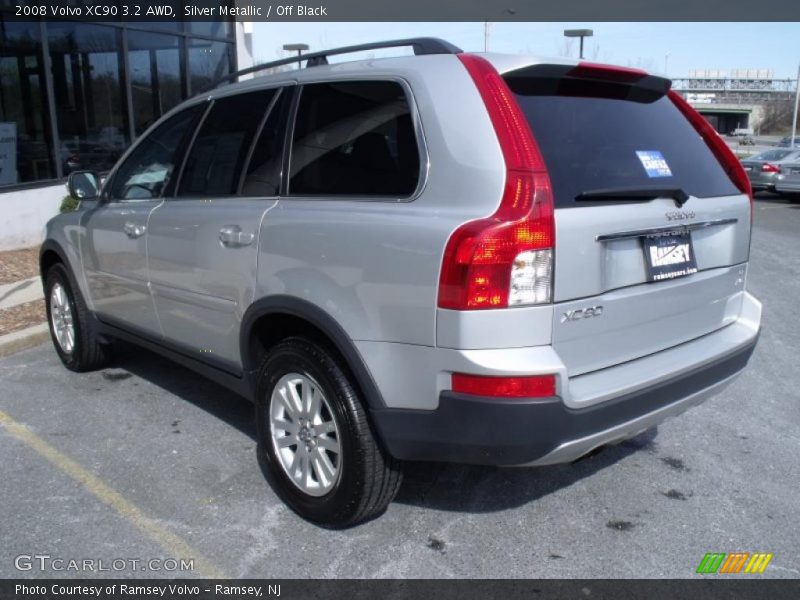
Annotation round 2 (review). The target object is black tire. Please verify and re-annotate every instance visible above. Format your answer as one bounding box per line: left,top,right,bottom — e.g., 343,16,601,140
44,263,110,372
256,337,402,528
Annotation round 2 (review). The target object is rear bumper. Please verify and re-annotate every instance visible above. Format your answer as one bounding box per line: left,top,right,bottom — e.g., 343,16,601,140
747,174,775,190
775,181,800,193
371,293,761,466
373,337,755,465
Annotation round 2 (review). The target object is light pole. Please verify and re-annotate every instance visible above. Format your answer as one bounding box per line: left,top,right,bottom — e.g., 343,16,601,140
664,51,671,76
283,43,309,69
792,62,800,149
564,29,593,60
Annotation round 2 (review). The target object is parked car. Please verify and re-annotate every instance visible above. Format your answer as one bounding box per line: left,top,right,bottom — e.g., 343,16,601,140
732,127,754,137
774,162,800,199
41,38,761,527
777,136,800,148
741,148,800,192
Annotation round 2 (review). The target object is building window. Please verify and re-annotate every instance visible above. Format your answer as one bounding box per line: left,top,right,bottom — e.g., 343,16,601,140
188,21,233,40
127,31,184,136
188,38,234,95
0,18,236,189
0,20,56,185
48,22,130,174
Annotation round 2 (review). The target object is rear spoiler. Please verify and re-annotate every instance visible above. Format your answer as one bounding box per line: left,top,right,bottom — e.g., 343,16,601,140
503,62,671,103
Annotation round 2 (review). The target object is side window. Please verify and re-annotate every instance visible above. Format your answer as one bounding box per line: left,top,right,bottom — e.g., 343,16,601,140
241,88,292,197
288,81,421,197
108,105,202,201
178,90,276,197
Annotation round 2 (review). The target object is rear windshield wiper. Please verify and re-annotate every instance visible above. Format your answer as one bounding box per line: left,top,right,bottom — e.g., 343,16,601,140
575,187,689,205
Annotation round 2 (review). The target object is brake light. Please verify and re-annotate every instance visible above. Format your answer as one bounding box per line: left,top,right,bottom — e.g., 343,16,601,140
762,163,780,173
668,91,752,202
569,62,647,83
452,373,556,398
438,54,554,310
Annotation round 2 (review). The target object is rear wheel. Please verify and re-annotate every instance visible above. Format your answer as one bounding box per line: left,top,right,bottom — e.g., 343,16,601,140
44,263,110,371
256,337,402,527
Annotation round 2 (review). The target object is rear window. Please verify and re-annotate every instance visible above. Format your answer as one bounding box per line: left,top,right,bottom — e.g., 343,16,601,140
178,90,277,197
751,149,794,162
505,74,739,208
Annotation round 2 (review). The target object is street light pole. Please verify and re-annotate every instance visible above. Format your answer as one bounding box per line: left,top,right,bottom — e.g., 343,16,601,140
792,62,800,148
283,43,310,70
563,29,594,60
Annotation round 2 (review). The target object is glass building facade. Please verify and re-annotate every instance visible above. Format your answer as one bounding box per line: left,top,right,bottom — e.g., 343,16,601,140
0,17,236,189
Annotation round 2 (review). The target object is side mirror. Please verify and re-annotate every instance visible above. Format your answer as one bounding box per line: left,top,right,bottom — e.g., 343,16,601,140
67,171,100,201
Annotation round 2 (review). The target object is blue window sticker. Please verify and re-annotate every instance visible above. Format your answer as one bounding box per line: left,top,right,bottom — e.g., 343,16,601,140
636,150,673,178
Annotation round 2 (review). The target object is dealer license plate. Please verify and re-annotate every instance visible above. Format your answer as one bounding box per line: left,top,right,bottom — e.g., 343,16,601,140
642,232,698,282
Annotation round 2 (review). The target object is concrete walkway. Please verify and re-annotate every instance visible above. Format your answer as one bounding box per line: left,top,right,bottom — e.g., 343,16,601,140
0,276,42,310
0,276,48,356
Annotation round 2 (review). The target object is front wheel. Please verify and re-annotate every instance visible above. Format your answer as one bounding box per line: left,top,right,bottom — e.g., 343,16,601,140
256,337,402,527
44,263,110,371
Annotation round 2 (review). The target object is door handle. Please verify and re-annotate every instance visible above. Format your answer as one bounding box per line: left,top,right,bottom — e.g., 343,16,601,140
123,221,146,238
219,225,254,247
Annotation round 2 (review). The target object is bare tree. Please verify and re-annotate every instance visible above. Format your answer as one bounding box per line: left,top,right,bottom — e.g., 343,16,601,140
557,38,575,58
626,57,656,71
759,96,796,134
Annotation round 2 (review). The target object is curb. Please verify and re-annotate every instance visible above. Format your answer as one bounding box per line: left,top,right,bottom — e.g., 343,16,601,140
0,323,50,358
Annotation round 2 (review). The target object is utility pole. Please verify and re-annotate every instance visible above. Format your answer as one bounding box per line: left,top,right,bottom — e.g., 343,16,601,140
484,22,492,52
792,61,800,148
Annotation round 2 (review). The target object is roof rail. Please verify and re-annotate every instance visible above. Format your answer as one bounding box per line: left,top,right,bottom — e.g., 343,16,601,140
209,37,462,90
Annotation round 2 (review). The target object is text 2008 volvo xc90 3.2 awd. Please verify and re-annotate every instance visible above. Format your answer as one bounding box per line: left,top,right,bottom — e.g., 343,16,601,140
41,38,761,527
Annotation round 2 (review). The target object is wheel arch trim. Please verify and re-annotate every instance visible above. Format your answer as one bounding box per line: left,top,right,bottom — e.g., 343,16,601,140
39,239,69,276
240,296,386,409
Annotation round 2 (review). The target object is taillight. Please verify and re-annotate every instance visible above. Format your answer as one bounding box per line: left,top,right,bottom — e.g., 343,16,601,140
668,91,752,203
762,163,780,173
438,54,555,310
452,373,556,398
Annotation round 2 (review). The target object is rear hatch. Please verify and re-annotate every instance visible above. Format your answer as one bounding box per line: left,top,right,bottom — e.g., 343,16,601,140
503,64,751,376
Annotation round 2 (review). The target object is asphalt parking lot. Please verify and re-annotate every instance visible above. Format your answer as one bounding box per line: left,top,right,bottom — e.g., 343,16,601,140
1,192,799,579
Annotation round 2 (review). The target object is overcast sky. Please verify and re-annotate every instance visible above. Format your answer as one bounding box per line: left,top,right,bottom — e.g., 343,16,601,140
252,22,800,79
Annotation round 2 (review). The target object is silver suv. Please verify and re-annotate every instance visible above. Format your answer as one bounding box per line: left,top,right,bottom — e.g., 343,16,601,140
41,38,761,527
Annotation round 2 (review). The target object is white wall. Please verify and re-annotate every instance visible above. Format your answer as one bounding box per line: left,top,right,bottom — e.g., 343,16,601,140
0,183,64,251
235,21,255,76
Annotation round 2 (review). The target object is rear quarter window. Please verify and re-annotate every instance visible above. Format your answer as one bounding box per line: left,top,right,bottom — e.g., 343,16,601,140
505,75,739,208
288,81,421,197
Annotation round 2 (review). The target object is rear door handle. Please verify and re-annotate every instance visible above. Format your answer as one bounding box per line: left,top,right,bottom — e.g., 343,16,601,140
219,225,254,247
123,221,146,238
